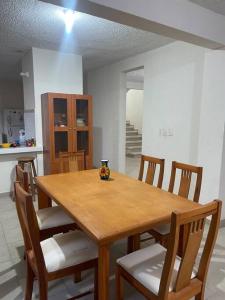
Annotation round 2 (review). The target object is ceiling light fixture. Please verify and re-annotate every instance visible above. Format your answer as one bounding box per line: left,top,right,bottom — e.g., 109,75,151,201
58,9,79,33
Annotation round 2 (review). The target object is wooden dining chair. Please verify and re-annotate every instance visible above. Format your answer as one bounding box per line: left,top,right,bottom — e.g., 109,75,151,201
149,161,203,246
138,155,165,188
16,165,77,241
59,151,86,173
168,161,203,203
117,200,221,300
14,181,98,300
130,155,165,251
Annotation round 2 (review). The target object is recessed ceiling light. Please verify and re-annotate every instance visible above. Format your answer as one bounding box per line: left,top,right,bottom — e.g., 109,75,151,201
57,9,80,33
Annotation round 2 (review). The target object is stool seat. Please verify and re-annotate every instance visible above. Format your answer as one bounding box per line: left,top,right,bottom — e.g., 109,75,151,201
17,156,37,198
17,156,35,162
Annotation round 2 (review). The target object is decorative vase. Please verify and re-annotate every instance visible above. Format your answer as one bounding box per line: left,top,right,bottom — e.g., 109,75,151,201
99,160,110,180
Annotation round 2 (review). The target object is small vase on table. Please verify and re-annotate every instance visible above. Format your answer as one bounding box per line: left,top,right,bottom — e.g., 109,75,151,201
99,160,110,180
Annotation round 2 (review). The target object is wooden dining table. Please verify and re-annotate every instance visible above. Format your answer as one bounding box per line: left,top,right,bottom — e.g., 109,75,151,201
35,169,201,300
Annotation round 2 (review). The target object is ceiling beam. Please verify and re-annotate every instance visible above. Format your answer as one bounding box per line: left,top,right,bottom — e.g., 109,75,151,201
41,0,225,49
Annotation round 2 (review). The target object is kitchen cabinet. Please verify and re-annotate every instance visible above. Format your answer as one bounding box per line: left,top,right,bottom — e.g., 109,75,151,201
41,93,93,174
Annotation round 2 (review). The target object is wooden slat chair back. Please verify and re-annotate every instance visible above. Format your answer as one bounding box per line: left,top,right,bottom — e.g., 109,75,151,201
14,182,98,299
16,164,29,192
14,182,45,276
138,155,165,188
168,161,203,203
16,164,77,241
133,155,165,251
160,200,221,299
117,200,222,300
149,161,203,247
59,151,85,173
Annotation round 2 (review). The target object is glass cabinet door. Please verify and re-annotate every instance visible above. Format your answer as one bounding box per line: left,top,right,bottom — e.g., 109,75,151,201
53,98,68,128
75,99,88,127
77,131,89,154
54,132,68,158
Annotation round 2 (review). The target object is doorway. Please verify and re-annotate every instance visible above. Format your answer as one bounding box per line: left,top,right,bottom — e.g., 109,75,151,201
125,68,144,178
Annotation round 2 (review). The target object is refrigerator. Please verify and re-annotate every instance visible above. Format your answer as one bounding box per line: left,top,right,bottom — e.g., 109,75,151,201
3,109,24,143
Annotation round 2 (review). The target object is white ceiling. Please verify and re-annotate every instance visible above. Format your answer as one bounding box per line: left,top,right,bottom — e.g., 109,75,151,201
190,0,225,16
0,0,174,80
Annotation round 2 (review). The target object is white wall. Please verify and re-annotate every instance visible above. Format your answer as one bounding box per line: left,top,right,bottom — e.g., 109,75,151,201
87,41,225,219
88,41,205,175
198,50,225,218
32,48,83,148
0,79,24,143
88,51,145,171
142,43,205,188
127,81,144,90
22,50,35,110
21,48,83,175
126,89,143,133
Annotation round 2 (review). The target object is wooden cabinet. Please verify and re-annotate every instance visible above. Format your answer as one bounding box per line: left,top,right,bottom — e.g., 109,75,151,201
41,93,93,174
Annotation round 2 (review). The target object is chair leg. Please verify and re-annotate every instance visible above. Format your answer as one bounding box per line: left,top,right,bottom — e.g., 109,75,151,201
74,271,82,283
94,265,98,300
25,262,34,300
195,289,204,300
116,267,124,300
38,278,48,300
31,160,37,177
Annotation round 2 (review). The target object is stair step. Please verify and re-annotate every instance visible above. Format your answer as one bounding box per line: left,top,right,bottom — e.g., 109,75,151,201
126,125,135,130
126,141,142,146
126,135,142,141
126,145,142,151
125,121,142,158
126,152,142,158
126,130,139,136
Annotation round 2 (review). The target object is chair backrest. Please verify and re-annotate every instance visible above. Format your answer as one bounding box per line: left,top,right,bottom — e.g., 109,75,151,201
168,161,203,202
158,200,221,298
59,151,86,173
14,182,46,276
16,164,29,192
138,155,165,188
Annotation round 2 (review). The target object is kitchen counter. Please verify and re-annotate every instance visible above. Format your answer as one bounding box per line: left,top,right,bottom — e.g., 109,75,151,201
0,145,43,194
0,145,43,155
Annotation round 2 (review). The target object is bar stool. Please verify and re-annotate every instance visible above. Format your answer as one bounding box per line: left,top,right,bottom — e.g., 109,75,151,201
17,156,37,198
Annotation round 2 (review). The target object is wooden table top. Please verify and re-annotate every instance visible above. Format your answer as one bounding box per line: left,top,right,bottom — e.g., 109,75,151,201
36,169,200,244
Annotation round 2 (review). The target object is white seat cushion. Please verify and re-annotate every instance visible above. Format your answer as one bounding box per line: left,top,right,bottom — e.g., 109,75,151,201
41,231,98,273
153,223,170,235
117,244,196,295
36,206,74,230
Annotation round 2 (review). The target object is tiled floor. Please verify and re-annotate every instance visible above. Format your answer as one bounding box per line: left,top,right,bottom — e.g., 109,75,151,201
0,157,224,299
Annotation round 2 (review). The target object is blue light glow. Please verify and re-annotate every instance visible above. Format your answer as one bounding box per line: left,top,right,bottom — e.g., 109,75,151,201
58,9,79,33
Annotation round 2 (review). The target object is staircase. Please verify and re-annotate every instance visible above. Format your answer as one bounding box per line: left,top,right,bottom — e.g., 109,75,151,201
126,120,142,157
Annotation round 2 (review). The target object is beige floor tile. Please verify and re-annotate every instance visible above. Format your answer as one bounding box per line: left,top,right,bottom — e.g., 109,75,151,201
0,243,11,263
4,226,23,244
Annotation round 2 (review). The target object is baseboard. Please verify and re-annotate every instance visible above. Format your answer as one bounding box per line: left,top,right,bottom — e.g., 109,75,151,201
0,192,10,197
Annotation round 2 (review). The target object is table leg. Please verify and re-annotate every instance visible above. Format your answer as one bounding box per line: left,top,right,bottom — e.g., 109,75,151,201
98,244,110,300
37,187,52,209
127,234,140,254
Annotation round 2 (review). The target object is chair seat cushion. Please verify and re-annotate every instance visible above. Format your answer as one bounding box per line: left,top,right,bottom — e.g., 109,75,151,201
117,244,196,295
41,231,98,273
37,206,74,230
152,223,170,235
